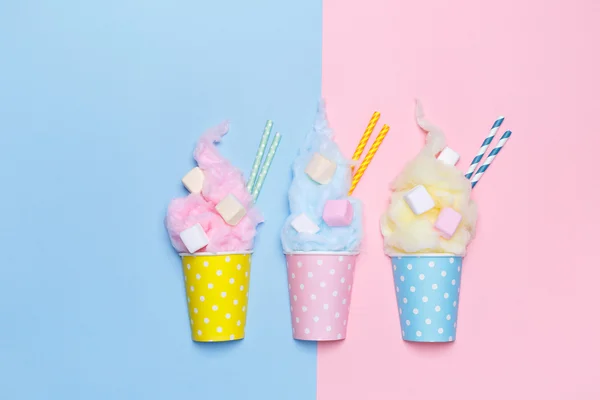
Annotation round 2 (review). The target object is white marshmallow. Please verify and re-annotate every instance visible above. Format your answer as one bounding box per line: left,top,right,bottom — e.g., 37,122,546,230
216,194,247,226
437,147,460,166
180,224,209,253
291,213,320,234
182,167,205,193
404,185,435,215
304,153,337,185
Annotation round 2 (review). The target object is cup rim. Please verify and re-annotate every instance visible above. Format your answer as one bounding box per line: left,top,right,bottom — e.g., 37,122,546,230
386,252,461,257
284,251,359,256
180,251,254,257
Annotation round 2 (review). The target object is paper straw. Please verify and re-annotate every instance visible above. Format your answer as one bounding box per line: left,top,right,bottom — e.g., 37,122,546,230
464,116,505,179
246,120,273,192
252,132,281,201
352,112,381,170
470,130,512,189
348,124,389,195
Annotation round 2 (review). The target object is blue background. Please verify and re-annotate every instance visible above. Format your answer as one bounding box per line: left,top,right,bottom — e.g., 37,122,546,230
0,1,321,398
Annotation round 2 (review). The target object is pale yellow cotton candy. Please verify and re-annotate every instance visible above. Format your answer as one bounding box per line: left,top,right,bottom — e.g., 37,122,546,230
381,101,478,256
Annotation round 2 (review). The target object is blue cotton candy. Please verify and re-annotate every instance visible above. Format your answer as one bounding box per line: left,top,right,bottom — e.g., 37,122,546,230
281,102,363,253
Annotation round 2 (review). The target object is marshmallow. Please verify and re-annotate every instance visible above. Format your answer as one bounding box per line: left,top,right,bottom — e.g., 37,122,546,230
180,224,209,253
291,213,320,234
216,194,247,226
322,199,353,227
437,147,460,166
304,153,337,185
404,185,435,215
435,207,463,239
182,167,205,193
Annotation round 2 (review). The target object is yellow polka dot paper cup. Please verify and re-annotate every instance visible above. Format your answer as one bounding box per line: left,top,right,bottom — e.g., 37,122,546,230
180,252,252,342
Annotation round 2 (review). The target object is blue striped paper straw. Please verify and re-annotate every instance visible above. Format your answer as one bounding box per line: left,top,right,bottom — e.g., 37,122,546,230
464,116,505,179
470,130,512,189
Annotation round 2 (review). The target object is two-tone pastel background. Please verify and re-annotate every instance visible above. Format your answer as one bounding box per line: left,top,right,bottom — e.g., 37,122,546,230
1,1,599,399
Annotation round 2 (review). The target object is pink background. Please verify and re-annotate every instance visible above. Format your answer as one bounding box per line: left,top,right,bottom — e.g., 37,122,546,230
321,0,600,398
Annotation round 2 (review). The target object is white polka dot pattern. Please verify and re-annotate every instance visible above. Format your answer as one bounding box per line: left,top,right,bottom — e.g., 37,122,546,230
391,255,462,342
285,253,357,341
181,253,252,342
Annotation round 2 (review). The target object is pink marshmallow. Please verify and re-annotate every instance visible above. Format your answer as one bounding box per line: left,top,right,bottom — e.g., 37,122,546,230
435,207,463,239
322,199,354,227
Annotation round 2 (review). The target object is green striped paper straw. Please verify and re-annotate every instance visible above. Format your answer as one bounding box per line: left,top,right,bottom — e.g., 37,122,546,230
252,132,281,202
246,120,273,192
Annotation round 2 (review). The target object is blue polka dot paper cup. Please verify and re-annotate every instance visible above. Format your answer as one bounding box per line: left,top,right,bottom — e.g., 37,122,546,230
390,254,462,343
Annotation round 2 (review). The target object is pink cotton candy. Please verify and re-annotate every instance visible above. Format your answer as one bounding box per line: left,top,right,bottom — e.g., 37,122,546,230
194,121,254,208
166,122,263,253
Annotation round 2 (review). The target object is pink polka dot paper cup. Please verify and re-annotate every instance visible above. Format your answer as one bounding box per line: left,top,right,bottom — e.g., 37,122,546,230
285,252,358,341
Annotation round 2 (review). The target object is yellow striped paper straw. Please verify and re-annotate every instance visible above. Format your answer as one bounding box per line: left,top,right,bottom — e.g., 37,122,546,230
348,124,389,195
351,112,381,170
